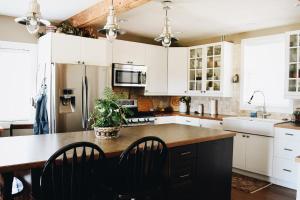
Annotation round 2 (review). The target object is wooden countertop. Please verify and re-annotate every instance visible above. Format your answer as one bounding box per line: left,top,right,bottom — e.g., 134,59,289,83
274,122,300,130
154,112,233,121
0,124,235,173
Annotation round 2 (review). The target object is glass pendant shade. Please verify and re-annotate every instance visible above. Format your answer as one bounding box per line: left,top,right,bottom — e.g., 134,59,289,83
154,2,178,47
14,0,50,34
26,16,40,34
98,1,121,42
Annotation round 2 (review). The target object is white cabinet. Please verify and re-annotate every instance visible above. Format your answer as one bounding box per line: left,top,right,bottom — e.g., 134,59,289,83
188,42,233,97
245,134,273,176
168,48,188,95
51,33,82,64
233,133,274,176
273,127,300,188
81,37,112,66
39,33,112,66
112,40,146,65
144,45,168,95
285,31,300,98
154,116,177,124
233,133,247,169
199,119,223,130
176,116,200,127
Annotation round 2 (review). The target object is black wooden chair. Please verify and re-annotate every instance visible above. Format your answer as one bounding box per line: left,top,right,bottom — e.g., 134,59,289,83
9,124,33,196
115,136,168,200
40,142,111,200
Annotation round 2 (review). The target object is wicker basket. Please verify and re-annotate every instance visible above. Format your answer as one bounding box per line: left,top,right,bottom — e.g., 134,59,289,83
94,127,121,139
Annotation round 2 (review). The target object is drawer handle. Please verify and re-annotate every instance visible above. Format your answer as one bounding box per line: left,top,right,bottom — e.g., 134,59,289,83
284,148,293,152
180,152,192,156
283,169,292,173
179,174,190,178
285,133,294,136
185,120,191,123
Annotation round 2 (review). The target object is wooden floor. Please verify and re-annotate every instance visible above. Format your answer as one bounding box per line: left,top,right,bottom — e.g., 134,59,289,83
232,184,296,200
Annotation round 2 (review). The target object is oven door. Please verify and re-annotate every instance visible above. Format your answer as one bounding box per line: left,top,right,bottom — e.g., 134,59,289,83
113,65,147,87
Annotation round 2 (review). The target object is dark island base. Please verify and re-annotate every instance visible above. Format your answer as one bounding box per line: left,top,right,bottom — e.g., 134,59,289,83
23,137,233,200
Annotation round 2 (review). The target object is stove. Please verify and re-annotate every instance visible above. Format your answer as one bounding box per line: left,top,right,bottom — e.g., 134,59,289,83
118,99,155,127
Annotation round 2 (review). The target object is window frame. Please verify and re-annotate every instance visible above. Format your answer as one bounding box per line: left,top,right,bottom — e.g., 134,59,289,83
240,34,293,114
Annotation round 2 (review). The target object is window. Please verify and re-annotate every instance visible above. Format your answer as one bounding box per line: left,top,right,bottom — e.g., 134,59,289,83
241,34,293,113
0,41,37,122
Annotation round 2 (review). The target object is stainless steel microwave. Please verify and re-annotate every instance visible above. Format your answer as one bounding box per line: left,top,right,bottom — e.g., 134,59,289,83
112,64,147,87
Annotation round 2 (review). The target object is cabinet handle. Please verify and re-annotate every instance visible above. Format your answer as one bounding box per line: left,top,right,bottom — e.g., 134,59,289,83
283,169,292,173
78,61,81,64
185,120,191,123
242,135,246,138
185,91,187,93
82,61,85,64
284,148,293,152
246,136,250,138
285,133,294,136
220,122,223,125
179,174,190,178
180,152,192,156
145,90,148,93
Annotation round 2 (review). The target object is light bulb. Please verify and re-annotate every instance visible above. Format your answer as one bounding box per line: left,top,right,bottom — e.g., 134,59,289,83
162,36,171,47
26,17,39,34
106,28,117,42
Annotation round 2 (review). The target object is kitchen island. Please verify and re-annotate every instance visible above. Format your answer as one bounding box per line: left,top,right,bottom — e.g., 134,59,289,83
0,124,235,200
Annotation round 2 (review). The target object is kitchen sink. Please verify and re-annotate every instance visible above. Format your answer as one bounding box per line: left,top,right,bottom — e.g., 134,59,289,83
223,117,283,137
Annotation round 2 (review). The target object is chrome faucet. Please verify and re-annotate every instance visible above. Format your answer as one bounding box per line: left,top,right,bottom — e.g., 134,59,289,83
248,90,271,119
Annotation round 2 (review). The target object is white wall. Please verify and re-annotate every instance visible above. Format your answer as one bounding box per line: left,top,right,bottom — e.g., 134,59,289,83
0,15,37,43
0,15,36,137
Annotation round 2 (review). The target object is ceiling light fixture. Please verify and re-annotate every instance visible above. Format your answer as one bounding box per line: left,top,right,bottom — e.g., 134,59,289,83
98,0,121,42
15,0,50,34
155,0,178,47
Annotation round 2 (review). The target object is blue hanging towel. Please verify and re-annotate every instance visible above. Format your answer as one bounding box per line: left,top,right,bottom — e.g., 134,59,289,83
34,94,49,135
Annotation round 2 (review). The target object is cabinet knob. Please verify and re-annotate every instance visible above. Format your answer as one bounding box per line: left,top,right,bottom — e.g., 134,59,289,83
82,61,85,64
145,90,148,93
78,61,80,64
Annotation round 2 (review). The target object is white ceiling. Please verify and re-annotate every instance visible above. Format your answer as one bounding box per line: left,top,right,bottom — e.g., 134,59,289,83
119,0,300,42
1,0,300,42
0,0,101,21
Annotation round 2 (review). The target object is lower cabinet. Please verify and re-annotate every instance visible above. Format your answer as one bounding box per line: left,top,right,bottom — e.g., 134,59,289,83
167,138,233,200
233,133,273,176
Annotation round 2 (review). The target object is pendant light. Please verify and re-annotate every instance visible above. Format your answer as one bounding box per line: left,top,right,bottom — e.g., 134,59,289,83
155,1,178,47
98,0,121,42
15,0,50,34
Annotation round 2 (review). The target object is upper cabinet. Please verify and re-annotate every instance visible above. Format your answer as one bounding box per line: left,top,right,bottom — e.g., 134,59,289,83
286,31,300,98
144,45,168,95
168,47,188,95
38,33,112,66
188,42,234,97
112,40,146,65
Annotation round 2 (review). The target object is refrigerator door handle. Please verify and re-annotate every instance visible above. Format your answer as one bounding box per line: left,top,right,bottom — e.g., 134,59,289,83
85,75,89,130
81,76,86,129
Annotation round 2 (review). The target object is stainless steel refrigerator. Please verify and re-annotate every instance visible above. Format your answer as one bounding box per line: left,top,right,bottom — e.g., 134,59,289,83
37,63,108,133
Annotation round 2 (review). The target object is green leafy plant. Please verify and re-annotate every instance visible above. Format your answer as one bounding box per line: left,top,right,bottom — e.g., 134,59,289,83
89,88,132,128
179,96,191,104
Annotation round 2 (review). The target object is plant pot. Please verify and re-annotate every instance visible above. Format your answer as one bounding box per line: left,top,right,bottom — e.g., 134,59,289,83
179,102,187,113
94,127,121,139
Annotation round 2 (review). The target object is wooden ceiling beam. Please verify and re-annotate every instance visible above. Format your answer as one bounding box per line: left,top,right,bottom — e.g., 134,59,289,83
68,0,151,28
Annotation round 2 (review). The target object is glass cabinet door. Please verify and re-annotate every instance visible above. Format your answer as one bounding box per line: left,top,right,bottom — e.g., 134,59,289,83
189,48,203,92
288,33,300,93
205,45,221,92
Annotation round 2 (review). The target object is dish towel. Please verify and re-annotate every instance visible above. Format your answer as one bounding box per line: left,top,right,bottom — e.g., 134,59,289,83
34,94,49,135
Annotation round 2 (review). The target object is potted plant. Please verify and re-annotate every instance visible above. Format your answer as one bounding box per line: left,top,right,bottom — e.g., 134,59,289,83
89,88,131,139
179,96,192,114
293,109,300,125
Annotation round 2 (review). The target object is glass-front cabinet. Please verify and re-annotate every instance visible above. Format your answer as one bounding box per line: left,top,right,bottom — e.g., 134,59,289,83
188,42,234,97
286,31,300,98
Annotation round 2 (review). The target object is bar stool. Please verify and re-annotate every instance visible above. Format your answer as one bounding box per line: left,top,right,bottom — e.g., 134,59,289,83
115,136,168,200
9,124,33,197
